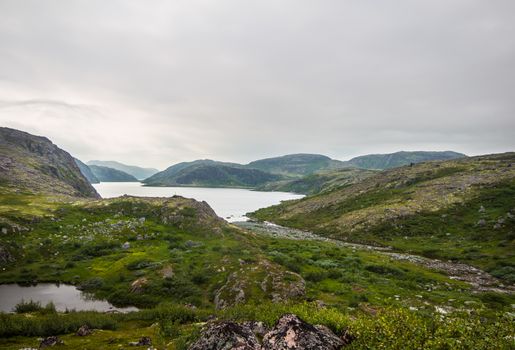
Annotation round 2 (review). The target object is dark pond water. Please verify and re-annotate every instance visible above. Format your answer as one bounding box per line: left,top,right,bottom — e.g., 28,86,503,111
0,284,138,313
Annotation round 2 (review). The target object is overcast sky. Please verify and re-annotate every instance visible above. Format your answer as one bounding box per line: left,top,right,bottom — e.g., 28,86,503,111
0,0,514,169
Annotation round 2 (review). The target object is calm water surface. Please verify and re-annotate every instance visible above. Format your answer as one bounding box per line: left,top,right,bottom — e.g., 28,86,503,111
93,182,303,222
0,284,138,313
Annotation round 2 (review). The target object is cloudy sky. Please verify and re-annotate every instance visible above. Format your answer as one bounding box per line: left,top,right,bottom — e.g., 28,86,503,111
0,0,514,169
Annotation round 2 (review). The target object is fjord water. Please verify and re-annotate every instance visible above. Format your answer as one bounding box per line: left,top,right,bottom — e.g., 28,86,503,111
93,182,304,222
0,284,138,313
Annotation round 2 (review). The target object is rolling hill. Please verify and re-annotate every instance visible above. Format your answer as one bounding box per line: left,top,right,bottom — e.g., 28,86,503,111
143,161,282,188
87,160,159,180
342,151,466,170
88,165,139,182
247,153,345,176
252,152,515,281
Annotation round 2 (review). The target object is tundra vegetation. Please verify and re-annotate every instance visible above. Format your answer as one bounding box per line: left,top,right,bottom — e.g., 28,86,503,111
0,128,513,349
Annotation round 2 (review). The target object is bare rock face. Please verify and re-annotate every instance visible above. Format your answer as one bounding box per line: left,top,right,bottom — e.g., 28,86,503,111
188,321,261,350
0,127,99,198
262,314,346,350
188,314,351,350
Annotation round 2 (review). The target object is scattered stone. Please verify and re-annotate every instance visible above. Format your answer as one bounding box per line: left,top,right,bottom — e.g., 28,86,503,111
476,219,486,226
76,324,92,336
242,321,270,338
185,240,203,248
1,227,7,234
129,336,152,346
122,241,131,249
262,314,348,350
478,205,486,213
130,277,148,293
39,336,64,348
188,321,261,350
0,245,14,263
160,265,174,278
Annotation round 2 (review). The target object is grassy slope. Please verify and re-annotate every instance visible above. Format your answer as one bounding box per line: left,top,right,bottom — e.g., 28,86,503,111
0,190,514,348
251,153,515,282
1,155,514,348
257,168,378,194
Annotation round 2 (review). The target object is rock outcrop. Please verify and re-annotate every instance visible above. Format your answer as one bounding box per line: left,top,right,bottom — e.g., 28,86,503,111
262,314,347,350
188,314,351,350
0,127,99,198
188,321,262,350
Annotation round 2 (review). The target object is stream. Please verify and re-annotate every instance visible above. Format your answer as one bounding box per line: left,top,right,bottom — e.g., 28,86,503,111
236,221,514,294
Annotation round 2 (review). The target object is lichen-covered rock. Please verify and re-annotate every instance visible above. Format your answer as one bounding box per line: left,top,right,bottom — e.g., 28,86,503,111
129,336,152,346
130,277,148,293
262,314,346,350
39,336,64,348
76,324,92,336
188,321,261,350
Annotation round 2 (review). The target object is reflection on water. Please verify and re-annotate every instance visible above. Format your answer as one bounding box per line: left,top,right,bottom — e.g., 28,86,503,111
93,182,303,222
0,284,138,313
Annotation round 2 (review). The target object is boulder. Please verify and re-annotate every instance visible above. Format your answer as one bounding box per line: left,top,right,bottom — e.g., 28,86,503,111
76,324,92,336
129,336,152,346
262,314,347,350
39,336,64,348
188,321,261,350
130,277,148,293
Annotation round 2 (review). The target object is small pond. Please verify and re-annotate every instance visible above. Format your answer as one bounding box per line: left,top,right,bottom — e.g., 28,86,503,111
0,283,138,313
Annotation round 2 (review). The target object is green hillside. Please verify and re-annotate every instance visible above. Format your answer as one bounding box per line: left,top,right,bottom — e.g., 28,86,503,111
247,153,345,177
343,151,466,170
143,161,282,188
87,160,159,180
251,153,515,281
89,165,139,182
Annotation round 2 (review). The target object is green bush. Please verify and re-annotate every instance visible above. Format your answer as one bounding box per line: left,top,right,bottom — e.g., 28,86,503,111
14,300,43,313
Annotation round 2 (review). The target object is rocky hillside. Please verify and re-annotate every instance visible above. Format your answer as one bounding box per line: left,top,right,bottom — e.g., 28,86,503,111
342,151,466,170
87,160,159,180
252,153,515,280
247,153,345,177
0,127,99,198
74,158,99,184
257,168,378,194
144,161,282,188
89,165,139,182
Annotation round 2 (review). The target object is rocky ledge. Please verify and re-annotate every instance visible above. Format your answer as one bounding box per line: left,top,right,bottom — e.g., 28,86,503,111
188,314,353,350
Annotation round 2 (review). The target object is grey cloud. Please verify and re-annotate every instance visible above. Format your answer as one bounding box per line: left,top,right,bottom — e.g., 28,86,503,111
0,0,513,168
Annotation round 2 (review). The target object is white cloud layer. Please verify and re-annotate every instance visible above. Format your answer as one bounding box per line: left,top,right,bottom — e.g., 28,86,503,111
0,0,514,168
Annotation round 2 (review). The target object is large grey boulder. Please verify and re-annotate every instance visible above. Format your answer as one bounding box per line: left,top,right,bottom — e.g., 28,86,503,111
262,314,346,350
188,321,261,350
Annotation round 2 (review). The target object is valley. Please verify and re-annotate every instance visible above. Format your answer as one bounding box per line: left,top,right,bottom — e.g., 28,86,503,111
0,127,513,349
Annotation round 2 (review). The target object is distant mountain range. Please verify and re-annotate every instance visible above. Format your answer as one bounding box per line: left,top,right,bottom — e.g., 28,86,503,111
144,152,467,191
87,160,159,180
